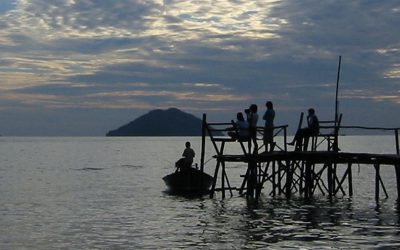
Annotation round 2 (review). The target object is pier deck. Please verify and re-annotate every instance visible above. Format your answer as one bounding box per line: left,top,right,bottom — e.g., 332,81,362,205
216,151,400,165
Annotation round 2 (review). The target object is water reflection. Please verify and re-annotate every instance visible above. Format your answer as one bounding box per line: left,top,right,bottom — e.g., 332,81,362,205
193,195,400,248
160,191,400,248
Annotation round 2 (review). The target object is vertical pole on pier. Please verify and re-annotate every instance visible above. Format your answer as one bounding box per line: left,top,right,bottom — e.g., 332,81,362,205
304,162,313,199
272,160,276,196
396,129,399,155
284,127,288,152
348,163,353,197
278,162,283,195
327,163,333,200
335,56,342,125
200,114,206,173
375,164,380,201
395,129,400,202
247,158,257,199
285,160,293,198
221,162,225,199
200,113,206,196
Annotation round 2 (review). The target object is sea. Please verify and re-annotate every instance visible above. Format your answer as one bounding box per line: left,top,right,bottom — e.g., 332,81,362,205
1,136,400,249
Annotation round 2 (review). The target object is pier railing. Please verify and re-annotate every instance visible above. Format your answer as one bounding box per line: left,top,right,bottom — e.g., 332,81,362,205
339,126,400,155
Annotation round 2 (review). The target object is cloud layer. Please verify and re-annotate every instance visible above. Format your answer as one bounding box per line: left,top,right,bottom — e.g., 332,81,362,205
0,0,399,135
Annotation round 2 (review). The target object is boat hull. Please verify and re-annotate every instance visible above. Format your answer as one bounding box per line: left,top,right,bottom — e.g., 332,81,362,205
163,168,214,194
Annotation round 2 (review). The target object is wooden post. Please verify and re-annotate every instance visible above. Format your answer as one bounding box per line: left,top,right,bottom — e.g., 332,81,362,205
395,165,400,202
396,129,399,155
284,127,287,152
220,142,226,198
335,55,342,125
395,129,400,202
210,160,220,198
348,163,353,197
299,161,305,195
221,161,225,199
200,114,206,173
285,160,292,198
247,159,257,198
199,114,206,196
272,160,276,196
332,164,337,195
327,163,333,199
375,164,380,201
278,161,283,195
305,162,312,199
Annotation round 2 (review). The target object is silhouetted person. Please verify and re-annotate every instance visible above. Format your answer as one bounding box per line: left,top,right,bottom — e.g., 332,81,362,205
248,104,259,153
175,141,195,171
228,112,249,140
263,101,275,152
288,108,319,150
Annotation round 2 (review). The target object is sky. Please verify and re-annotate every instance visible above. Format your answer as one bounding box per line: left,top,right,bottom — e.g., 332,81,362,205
0,0,399,136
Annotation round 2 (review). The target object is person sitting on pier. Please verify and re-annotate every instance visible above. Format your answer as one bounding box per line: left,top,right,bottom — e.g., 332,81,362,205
227,112,249,141
175,141,195,171
288,108,319,149
263,101,275,152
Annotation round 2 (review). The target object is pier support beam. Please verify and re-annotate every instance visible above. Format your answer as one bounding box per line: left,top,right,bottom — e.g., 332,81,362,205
304,162,313,199
246,158,258,198
396,165,400,202
348,163,353,197
375,164,380,200
395,129,400,202
327,163,333,200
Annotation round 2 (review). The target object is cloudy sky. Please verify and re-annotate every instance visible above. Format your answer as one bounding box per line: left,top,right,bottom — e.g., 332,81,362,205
0,0,399,136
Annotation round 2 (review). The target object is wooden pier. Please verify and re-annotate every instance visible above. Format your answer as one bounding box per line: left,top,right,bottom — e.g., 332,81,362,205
200,113,400,202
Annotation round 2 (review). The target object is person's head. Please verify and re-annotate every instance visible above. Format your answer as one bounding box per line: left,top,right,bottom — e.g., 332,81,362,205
237,112,245,121
308,108,315,115
250,104,258,113
266,101,273,110
185,141,191,148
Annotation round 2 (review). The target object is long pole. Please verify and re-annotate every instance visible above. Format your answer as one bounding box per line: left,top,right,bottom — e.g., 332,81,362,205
200,113,206,172
335,56,342,125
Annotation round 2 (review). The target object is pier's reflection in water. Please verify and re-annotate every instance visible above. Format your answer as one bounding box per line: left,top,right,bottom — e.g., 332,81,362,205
175,195,400,249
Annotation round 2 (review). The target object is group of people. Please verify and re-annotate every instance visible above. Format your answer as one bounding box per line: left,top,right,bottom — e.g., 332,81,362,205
229,102,319,152
228,101,277,152
175,104,320,171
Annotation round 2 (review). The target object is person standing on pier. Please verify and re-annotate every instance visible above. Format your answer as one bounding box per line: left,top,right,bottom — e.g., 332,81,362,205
247,104,259,153
288,108,319,150
263,101,275,152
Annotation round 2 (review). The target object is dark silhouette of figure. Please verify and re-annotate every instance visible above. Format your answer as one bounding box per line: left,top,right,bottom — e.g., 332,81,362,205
228,112,249,140
247,104,259,153
263,101,275,152
175,141,195,171
288,108,319,150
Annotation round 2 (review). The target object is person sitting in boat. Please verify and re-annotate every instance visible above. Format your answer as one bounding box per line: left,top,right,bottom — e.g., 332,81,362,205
227,112,250,141
175,141,195,171
288,108,319,149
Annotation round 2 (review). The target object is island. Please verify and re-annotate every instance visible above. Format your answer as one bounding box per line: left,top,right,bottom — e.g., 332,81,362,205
106,108,218,136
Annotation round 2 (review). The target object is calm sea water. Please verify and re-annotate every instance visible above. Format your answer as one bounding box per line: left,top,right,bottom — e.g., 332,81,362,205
1,136,400,249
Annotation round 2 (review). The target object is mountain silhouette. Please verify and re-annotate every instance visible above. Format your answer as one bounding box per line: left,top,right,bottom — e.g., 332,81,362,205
106,108,211,136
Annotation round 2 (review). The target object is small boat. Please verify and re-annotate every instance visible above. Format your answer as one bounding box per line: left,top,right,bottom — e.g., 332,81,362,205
163,167,214,194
